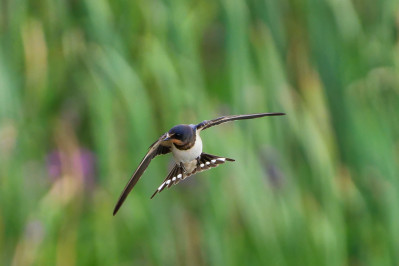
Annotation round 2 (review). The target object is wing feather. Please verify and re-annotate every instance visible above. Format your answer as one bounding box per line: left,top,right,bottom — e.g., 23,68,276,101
196,112,285,131
113,133,171,215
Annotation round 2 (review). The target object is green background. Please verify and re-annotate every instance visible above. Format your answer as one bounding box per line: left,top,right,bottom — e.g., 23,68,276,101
1,0,399,265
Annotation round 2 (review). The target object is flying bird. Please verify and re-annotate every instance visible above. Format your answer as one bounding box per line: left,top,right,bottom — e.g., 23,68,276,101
113,112,285,215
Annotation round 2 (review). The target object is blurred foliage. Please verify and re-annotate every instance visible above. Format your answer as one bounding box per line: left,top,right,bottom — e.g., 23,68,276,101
1,0,399,265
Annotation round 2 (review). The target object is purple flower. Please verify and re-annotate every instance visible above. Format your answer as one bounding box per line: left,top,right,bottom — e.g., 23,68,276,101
46,148,96,189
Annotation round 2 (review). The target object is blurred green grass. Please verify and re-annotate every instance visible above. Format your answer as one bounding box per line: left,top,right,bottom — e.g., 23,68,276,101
1,0,399,265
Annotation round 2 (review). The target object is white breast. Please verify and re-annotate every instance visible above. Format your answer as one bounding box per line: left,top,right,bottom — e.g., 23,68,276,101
171,132,202,163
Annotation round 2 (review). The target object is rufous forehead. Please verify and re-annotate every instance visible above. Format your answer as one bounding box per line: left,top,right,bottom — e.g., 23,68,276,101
171,139,184,145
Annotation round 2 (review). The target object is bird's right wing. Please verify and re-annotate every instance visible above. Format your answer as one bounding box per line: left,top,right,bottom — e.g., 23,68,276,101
113,133,171,215
195,112,286,131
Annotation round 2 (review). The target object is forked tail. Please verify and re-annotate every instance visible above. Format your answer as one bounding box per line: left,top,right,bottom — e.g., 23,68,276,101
151,153,235,198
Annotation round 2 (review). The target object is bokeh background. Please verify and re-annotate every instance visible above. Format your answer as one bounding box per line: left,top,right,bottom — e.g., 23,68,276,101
1,0,399,265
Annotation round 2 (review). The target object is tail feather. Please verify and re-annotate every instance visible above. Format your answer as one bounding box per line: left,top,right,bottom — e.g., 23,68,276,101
151,153,235,198
151,165,185,199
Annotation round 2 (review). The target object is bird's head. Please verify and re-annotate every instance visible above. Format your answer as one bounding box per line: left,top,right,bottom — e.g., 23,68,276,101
164,125,195,146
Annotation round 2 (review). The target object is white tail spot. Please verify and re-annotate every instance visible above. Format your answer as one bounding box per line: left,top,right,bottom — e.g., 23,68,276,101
158,183,165,191
177,174,182,179
211,159,216,163
172,177,176,182
200,163,205,168
217,158,226,162
166,180,171,185
206,162,210,165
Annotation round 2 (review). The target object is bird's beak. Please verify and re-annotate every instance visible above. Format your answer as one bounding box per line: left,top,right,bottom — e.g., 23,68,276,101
164,133,174,141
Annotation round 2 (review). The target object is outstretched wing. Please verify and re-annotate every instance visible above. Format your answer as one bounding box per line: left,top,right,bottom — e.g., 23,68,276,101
196,112,285,131
113,133,171,215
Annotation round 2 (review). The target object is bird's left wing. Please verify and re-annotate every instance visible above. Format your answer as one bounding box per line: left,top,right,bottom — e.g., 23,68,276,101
195,112,286,131
113,133,171,215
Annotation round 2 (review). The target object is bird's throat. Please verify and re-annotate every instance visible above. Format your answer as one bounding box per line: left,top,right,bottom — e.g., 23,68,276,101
171,133,202,163
173,133,196,150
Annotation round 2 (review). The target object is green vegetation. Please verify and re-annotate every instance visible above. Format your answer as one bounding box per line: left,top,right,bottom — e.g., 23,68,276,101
1,0,399,265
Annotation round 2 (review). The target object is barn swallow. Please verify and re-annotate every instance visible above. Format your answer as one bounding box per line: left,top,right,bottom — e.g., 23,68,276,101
113,112,285,215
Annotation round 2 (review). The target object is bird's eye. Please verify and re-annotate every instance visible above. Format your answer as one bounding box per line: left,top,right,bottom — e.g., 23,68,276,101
175,133,182,138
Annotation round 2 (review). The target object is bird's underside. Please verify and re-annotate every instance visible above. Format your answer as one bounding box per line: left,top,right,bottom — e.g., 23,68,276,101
151,153,235,198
